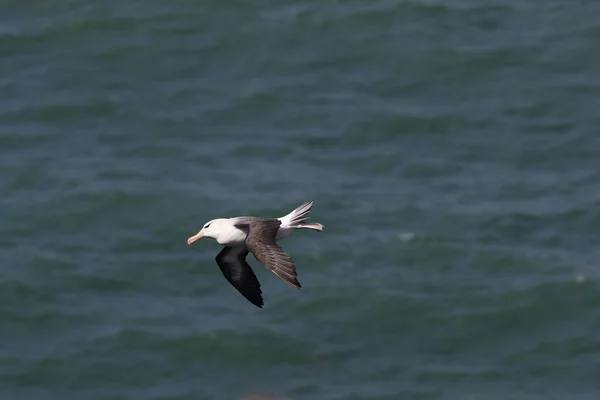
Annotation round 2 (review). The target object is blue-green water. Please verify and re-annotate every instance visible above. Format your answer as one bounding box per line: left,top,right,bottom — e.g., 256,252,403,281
2,1,600,399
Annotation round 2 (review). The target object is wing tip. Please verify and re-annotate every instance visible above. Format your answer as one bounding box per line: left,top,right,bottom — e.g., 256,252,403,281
248,294,264,308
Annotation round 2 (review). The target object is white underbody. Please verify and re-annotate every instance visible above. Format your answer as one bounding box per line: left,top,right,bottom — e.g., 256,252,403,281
215,217,292,247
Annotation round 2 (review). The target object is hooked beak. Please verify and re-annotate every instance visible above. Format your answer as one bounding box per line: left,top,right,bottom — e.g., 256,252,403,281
187,230,204,245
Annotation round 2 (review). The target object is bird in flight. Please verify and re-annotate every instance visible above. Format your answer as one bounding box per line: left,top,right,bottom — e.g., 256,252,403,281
187,200,324,308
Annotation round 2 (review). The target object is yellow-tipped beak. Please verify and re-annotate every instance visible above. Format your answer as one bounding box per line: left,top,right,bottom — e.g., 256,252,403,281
187,230,204,245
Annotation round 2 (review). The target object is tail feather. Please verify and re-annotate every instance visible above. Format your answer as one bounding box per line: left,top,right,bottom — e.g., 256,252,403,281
280,200,324,231
295,222,324,232
285,200,314,225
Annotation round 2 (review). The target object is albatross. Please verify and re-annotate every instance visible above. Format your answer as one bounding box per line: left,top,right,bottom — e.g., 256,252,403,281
187,200,324,308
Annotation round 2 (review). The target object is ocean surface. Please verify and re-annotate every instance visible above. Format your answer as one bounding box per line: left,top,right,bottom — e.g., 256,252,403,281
1,1,600,399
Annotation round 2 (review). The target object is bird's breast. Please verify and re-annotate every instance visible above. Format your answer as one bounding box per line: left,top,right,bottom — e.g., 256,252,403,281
217,228,248,246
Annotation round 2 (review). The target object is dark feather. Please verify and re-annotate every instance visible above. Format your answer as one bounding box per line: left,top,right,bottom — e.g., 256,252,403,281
215,246,264,308
235,218,302,289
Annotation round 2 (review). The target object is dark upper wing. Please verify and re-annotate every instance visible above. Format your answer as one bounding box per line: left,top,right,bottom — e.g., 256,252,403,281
215,246,264,308
235,218,301,289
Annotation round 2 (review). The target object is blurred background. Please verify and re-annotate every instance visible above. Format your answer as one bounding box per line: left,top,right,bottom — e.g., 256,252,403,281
1,0,600,399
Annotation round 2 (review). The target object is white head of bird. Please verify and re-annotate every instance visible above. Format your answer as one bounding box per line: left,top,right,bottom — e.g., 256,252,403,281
187,218,245,246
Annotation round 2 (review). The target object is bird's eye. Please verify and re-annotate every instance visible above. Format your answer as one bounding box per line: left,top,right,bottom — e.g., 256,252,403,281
204,223,211,229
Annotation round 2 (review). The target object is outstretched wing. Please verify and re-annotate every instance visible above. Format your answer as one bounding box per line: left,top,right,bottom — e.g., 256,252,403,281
215,246,264,308
235,218,301,289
